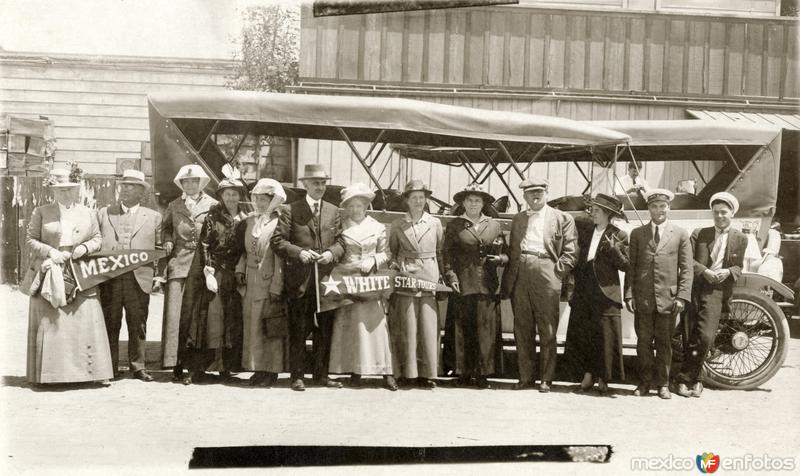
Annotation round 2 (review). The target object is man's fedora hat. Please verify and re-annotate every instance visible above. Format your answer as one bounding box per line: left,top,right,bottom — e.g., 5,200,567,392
118,169,149,188
299,163,331,181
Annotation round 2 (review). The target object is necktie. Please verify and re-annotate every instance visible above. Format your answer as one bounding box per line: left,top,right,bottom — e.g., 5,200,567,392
313,202,319,216
654,226,660,245
710,229,726,270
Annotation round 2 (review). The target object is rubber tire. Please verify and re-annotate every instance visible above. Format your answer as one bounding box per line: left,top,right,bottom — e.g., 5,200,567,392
703,288,789,390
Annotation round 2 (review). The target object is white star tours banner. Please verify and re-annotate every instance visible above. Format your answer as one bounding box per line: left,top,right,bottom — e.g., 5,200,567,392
69,249,166,291
315,263,451,313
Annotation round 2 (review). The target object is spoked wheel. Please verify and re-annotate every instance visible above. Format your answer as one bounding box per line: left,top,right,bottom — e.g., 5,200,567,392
703,289,789,390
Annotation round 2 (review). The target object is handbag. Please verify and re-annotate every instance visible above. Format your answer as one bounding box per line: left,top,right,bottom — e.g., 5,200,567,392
261,297,289,337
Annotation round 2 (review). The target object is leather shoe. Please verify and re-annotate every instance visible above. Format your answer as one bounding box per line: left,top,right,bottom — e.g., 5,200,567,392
317,378,343,388
249,372,267,386
538,382,551,393
596,380,609,395
133,370,153,382
675,383,692,398
290,378,306,391
658,386,672,399
476,377,491,389
97,379,111,387
383,376,398,391
691,382,703,397
633,384,650,396
418,378,437,389
262,372,277,388
349,375,362,388
513,380,536,390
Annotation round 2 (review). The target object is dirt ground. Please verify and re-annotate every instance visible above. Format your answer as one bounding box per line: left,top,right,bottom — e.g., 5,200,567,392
2,284,799,476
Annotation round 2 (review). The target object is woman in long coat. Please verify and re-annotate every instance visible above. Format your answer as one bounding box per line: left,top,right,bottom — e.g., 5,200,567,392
23,168,114,385
328,183,397,390
387,180,444,389
564,193,629,394
160,165,216,380
238,178,288,387
178,177,248,385
442,183,507,389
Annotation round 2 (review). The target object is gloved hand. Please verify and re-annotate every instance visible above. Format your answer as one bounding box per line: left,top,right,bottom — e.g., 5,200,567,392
204,266,218,293
71,245,87,259
48,248,65,265
359,258,375,274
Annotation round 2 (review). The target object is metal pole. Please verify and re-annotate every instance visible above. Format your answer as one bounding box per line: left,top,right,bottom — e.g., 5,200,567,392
337,127,386,205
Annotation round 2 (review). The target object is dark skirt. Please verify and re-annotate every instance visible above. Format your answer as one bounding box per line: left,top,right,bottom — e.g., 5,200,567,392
178,254,243,373
564,264,625,382
451,294,502,377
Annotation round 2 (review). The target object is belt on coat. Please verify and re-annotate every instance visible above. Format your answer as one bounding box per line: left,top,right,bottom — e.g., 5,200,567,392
398,250,437,259
175,239,197,250
521,250,551,259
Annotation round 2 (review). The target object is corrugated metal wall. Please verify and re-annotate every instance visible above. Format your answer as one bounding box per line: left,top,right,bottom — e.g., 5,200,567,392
0,53,234,175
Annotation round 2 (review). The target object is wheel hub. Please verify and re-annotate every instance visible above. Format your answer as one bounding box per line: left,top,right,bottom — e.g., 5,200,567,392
731,331,749,351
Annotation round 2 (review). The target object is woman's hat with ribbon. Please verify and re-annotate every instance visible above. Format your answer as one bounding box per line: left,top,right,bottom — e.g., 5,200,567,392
453,182,495,205
589,193,627,221
46,168,80,188
173,164,210,191
340,183,376,207
251,178,287,205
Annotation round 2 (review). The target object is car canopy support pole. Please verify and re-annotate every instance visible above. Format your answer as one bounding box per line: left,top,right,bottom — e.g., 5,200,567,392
690,160,708,185
479,145,521,210
723,145,744,173
337,127,387,204
455,150,482,182
496,141,526,179
197,120,221,156
521,145,549,175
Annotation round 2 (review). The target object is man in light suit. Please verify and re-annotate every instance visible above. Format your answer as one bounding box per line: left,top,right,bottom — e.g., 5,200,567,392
501,178,577,393
624,189,693,399
97,169,162,381
272,164,345,391
675,192,747,398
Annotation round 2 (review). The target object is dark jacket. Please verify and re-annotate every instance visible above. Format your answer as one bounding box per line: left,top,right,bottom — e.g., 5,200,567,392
690,226,747,312
571,221,629,306
161,193,217,280
271,199,345,299
443,216,508,296
624,221,693,314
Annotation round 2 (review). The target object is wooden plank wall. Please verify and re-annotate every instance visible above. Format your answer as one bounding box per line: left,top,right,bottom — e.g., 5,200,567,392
0,53,234,175
299,5,799,100
0,175,158,284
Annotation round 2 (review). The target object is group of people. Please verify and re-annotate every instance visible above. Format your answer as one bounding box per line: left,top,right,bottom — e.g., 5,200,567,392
23,162,748,399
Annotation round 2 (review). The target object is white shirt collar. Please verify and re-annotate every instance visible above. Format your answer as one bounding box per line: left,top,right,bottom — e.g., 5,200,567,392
305,194,321,211
651,220,667,233
121,202,140,215
526,204,549,217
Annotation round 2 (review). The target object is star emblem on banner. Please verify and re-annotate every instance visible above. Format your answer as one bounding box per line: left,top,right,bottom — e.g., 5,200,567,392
321,276,341,295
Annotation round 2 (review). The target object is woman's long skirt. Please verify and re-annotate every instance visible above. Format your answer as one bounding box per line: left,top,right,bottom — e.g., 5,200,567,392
329,300,393,375
241,284,288,373
452,294,502,377
564,266,625,382
27,291,114,384
160,278,184,368
388,294,438,379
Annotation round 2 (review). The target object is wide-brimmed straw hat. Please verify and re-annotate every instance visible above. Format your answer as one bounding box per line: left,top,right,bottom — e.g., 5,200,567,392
47,168,80,188
340,183,375,207
709,191,739,215
173,164,210,191
589,193,627,221
401,179,432,198
118,169,149,188
299,163,330,181
453,182,495,205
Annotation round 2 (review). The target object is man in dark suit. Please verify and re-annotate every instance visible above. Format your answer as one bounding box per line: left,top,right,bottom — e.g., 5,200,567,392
272,164,345,391
676,192,747,398
624,189,693,399
97,169,162,382
501,178,578,393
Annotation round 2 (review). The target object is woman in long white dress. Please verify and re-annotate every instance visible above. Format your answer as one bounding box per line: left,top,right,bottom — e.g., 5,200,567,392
238,178,288,387
328,183,397,390
23,168,114,386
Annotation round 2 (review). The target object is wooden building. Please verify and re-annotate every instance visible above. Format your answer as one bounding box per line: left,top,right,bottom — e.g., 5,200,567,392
294,1,799,212
0,51,235,175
